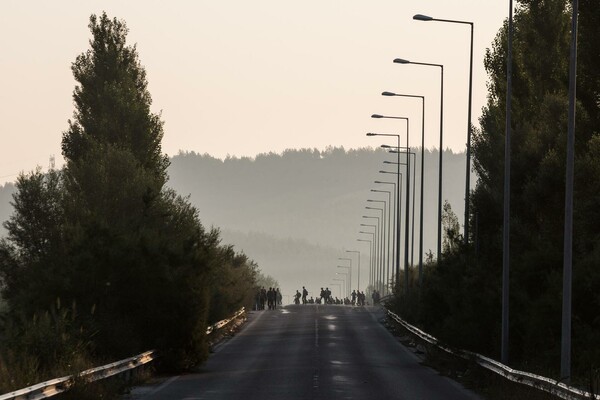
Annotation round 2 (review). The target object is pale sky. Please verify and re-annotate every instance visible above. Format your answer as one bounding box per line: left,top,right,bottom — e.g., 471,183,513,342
0,1,508,185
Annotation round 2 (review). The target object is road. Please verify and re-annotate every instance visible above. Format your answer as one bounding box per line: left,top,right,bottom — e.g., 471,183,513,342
132,305,480,400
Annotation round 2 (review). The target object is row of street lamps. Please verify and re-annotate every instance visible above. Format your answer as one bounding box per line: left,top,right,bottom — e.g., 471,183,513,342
331,3,579,383
334,12,475,300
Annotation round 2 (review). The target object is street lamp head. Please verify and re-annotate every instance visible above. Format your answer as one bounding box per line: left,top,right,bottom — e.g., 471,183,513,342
393,58,411,64
383,161,391,164
380,144,391,149
366,132,377,136
382,91,396,96
371,114,384,118
413,14,433,21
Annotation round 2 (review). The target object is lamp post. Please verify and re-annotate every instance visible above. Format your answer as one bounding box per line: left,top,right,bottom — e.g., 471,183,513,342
394,58,443,261
367,127,406,292
330,283,342,299
367,199,389,292
371,189,394,290
384,152,417,284
346,250,361,292
370,118,410,294
376,170,406,289
561,0,579,383
336,272,348,297
338,257,352,297
382,91,426,281
502,0,515,367
332,279,345,299
358,232,375,289
379,169,409,295
357,238,372,295
363,215,382,293
374,181,398,286
413,14,473,244
365,208,384,293
361,224,378,291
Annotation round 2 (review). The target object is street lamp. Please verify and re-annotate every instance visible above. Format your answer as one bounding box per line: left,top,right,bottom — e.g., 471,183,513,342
330,283,342,299
384,154,417,285
368,199,389,289
338,257,352,296
561,0,579,382
379,168,410,295
367,127,407,293
365,207,384,293
336,272,349,297
357,238,372,295
362,216,382,293
413,14,474,243
345,250,361,292
374,180,398,288
332,279,345,298
371,189,394,289
369,123,410,292
502,0,515,367
360,224,378,292
358,232,374,290
394,58,444,261
382,91,426,279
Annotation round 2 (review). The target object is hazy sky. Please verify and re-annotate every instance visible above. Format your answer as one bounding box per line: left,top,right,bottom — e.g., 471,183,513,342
0,1,508,185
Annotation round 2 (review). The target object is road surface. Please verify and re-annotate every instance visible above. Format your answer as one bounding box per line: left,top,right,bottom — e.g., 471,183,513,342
131,305,480,400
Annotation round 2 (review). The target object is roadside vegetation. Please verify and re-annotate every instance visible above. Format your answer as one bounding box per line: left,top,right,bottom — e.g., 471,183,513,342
0,12,264,396
389,0,600,389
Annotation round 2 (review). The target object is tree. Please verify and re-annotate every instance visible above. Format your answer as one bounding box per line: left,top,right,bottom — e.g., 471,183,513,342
442,200,461,254
62,13,168,185
470,0,600,377
0,168,65,314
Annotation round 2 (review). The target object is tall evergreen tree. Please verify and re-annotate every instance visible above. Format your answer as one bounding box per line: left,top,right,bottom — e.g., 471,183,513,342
63,13,168,185
471,0,600,375
0,13,256,371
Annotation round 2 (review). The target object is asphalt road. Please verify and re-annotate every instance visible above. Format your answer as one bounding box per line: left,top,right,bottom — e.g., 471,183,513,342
133,305,481,400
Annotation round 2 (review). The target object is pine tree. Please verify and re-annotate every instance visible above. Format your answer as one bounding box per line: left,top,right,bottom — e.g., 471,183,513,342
471,0,600,376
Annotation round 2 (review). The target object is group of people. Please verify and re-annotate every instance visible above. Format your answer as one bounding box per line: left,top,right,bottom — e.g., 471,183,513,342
255,287,282,310
292,286,371,306
256,286,383,309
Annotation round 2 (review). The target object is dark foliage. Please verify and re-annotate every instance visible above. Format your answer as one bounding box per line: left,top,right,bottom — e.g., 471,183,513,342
390,0,600,385
0,12,261,389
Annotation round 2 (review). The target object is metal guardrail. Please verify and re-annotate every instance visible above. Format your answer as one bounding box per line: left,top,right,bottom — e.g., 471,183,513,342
0,350,155,400
206,307,245,335
0,306,247,400
386,309,599,400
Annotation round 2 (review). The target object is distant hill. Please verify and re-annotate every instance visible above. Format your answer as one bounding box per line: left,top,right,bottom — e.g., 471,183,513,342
167,147,470,252
166,147,472,297
0,147,472,298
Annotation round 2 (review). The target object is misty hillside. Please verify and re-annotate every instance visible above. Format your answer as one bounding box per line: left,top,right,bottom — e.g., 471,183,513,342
167,147,472,297
167,147,470,252
0,147,471,298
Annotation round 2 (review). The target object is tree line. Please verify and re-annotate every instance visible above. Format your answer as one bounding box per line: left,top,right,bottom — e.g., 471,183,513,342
0,13,264,393
390,0,600,386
